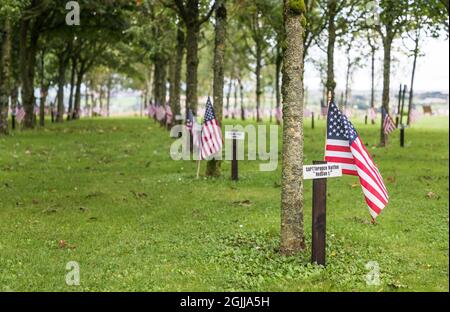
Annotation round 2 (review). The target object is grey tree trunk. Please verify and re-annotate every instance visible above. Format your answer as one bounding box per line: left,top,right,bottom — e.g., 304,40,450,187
233,80,238,119
225,78,232,118
67,59,77,120
206,0,227,177
255,44,262,122
0,18,11,134
407,35,419,126
56,55,68,122
380,36,393,146
370,45,376,124
19,19,38,128
239,76,245,120
326,0,337,100
106,76,112,117
275,46,282,125
280,1,305,255
185,23,200,114
174,25,184,119
73,69,83,120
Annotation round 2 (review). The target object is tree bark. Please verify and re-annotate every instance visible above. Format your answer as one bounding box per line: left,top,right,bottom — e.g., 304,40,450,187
255,44,262,122
19,19,39,128
380,36,393,146
233,80,238,119
0,18,11,134
280,1,305,255
173,25,184,120
67,58,77,120
56,54,68,122
407,35,419,126
206,0,227,177
239,76,245,120
370,45,376,124
106,76,112,117
185,22,200,115
275,45,282,125
326,0,337,100
225,78,232,118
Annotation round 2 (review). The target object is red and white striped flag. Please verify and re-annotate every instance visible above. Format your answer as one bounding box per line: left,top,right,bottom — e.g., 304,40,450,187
165,104,173,125
382,107,396,135
156,104,166,121
325,101,389,219
200,97,223,160
16,107,26,123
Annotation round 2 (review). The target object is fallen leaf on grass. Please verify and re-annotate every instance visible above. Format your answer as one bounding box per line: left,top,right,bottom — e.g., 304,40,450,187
426,191,440,199
350,183,359,188
386,176,396,183
58,240,76,250
233,200,252,207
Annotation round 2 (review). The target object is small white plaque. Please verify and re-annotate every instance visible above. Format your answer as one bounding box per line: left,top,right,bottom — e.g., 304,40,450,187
175,114,184,121
225,131,245,140
303,163,342,180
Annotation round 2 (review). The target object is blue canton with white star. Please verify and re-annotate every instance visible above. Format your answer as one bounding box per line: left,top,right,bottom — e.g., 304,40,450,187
327,102,358,143
204,97,216,123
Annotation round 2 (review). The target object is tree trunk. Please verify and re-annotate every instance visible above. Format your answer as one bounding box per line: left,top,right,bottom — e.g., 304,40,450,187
153,56,167,106
185,23,200,115
67,59,76,120
370,46,376,124
225,78,232,118
106,76,112,117
73,69,83,119
233,80,238,119
239,76,245,120
39,86,48,127
19,20,38,128
255,44,262,122
407,36,419,126
280,1,305,255
0,18,11,134
206,0,227,177
380,36,393,146
326,0,337,100
173,25,184,119
56,55,67,122
344,58,351,108
275,46,282,125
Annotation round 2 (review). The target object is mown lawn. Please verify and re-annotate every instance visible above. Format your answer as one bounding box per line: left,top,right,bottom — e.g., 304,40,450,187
0,115,448,292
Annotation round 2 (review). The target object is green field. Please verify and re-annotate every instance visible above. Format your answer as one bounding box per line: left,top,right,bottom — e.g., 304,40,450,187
0,116,448,291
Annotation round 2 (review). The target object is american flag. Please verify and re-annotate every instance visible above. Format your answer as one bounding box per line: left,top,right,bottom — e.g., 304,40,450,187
156,103,166,121
186,108,194,132
275,107,282,123
200,97,223,160
148,102,156,118
325,101,389,219
369,107,377,121
382,106,396,135
165,104,173,125
16,107,26,123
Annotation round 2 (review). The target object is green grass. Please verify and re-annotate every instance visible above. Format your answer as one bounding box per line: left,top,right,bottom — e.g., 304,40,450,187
0,115,448,292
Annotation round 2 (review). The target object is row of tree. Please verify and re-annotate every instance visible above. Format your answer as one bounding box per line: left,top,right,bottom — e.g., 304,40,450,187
0,0,448,255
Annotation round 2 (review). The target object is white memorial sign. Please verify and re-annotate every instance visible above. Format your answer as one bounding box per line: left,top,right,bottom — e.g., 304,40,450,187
303,163,342,180
225,131,245,140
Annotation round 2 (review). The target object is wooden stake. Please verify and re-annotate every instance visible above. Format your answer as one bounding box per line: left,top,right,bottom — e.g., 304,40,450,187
231,137,238,181
196,160,201,179
312,160,327,266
